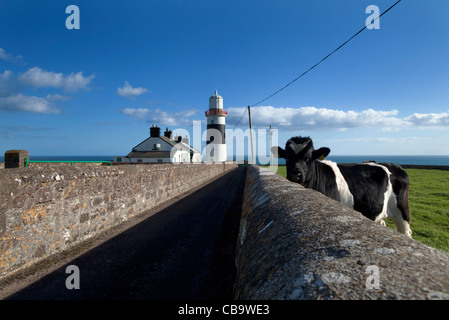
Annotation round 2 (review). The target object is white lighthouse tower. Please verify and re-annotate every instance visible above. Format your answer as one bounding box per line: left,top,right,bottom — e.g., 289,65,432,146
205,91,227,162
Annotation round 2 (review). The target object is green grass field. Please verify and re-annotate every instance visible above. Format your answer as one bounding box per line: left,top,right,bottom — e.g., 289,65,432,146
264,166,449,253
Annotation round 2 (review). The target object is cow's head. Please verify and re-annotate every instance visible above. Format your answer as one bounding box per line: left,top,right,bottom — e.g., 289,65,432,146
271,136,330,185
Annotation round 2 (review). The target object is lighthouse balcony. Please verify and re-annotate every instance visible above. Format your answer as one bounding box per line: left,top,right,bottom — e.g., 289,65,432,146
205,109,228,117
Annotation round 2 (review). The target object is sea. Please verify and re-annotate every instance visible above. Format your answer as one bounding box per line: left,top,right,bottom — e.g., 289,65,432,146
257,155,449,166
2,155,449,166
0,155,115,163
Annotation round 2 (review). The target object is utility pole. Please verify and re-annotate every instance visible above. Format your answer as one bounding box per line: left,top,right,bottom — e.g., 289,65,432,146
269,125,272,166
248,106,255,164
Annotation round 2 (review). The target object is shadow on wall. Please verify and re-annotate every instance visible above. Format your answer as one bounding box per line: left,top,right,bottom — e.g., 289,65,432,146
3,167,246,300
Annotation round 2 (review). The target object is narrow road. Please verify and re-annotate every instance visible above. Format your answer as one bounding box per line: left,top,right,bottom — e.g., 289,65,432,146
4,167,246,300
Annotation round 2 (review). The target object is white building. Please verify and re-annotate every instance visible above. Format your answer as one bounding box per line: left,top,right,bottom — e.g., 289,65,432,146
204,91,227,162
114,125,202,164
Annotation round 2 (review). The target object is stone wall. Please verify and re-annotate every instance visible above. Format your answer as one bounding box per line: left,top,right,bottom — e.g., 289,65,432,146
0,163,236,279
234,165,449,300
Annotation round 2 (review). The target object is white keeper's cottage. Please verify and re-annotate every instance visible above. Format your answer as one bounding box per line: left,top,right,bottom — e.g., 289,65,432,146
114,125,202,164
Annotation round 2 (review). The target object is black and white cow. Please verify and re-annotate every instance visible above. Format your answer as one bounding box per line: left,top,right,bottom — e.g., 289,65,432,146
272,136,412,237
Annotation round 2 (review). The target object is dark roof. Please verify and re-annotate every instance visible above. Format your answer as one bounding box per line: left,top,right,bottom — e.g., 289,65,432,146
131,135,180,151
126,151,171,158
159,135,178,147
129,134,200,156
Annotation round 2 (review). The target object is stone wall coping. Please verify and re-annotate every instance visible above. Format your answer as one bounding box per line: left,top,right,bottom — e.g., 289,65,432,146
234,165,449,300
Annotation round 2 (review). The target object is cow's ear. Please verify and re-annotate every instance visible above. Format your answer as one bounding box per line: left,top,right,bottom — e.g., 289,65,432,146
312,147,330,160
271,146,286,159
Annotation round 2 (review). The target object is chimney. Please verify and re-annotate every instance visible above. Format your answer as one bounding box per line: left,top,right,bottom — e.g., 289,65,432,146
164,127,173,140
150,124,161,137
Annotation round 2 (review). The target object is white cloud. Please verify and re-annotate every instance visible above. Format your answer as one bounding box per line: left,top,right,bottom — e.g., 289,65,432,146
117,81,148,98
45,93,71,102
19,67,94,92
405,111,449,127
0,48,24,64
0,71,71,114
0,67,90,114
227,105,449,131
0,70,18,96
20,67,62,88
121,107,151,119
121,107,197,126
0,70,13,81
0,93,60,114
120,104,449,133
64,71,95,92
150,108,197,126
0,48,11,60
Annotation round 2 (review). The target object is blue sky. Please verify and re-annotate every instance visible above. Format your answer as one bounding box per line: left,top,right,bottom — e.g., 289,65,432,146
1,0,449,158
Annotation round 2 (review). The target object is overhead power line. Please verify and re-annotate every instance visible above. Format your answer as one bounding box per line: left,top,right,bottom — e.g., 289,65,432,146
232,107,249,129
250,0,403,107
232,0,402,129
